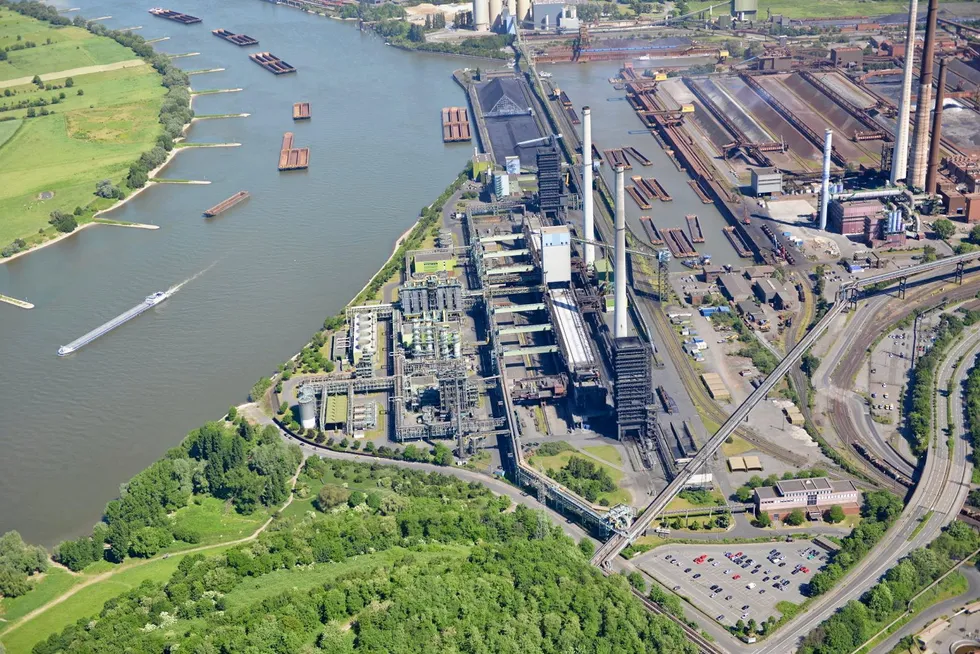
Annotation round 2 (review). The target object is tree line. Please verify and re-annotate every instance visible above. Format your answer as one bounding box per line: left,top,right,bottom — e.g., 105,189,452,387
965,352,980,508
33,458,698,654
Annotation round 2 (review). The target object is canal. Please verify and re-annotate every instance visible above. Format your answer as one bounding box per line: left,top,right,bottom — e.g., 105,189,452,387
0,0,471,545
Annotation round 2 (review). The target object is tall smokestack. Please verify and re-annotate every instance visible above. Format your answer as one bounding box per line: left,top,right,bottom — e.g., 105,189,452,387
819,129,832,231
909,0,939,189
925,57,948,195
890,0,918,184
582,106,595,268
614,165,627,340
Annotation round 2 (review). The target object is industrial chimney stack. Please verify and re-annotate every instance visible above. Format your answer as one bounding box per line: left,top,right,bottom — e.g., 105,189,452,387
909,0,939,189
925,57,948,195
582,107,595,268
890,0,918,185
614,165,627,340
819,129,833,231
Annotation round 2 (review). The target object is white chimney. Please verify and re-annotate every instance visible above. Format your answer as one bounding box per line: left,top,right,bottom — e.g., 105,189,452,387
890,0,918,184
614,165,627,339
582,106,594,267
819,129,832,231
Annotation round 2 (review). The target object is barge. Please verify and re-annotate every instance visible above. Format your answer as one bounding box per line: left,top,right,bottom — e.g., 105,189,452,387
249,51,296,75
685,214,704,243
649,177,671,201
58,291,170,356
723,226,753,258
639,216,663,245
623,145,652,166
212,28,258,45
603,148,631,170
293,102,311,120
688,179,713,204
203,190,249,217
662,228,696,257
148,8,201,24
279,132,309,170
565,106,580,125
441,106,471,142
627,185,651,210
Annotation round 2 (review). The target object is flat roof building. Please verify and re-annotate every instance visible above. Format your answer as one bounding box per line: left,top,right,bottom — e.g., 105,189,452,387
718,273,753,302
751,168,783,196
755,477,860,520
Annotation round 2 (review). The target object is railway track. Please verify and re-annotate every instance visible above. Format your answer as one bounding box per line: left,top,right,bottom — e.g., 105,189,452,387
630,588,726,654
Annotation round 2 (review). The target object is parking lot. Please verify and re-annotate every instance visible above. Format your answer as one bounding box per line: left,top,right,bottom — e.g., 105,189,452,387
633,542,827,628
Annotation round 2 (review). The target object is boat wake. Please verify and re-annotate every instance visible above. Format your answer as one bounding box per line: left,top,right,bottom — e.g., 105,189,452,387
167,260,219,295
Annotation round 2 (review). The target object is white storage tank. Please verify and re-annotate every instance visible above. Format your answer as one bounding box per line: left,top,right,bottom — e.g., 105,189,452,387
489,0,502,29
473,0,490,31
516,0,531,24
297,386,317,430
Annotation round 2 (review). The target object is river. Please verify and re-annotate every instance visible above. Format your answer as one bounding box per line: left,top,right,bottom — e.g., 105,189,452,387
0,0,473,545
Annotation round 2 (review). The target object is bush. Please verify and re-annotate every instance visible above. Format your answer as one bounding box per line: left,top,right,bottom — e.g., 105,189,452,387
314,485,350,511
48,210,77,233
785,509,805,526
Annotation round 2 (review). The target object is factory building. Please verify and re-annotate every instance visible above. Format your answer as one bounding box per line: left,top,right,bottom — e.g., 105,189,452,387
536,145,563,217
829,199,885,236
350,311,376,373
539,225,572,286
413,251,458,275
531,0,578,31
400,277,464,317
830,46,863,67
613,337,652,440
494,170,511,197
939,187,980,222
731,0,758,21
718,273,753,302
755,477,861,520
750,168,782,196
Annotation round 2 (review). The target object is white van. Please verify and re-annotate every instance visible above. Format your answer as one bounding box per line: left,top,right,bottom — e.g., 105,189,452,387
746,583,756,590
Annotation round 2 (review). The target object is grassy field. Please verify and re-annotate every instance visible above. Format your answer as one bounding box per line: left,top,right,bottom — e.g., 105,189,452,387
721,434,755,457
166,496,269,548
665,487,726,512
583,445,624,468
529,449,632,506
0,12,164,248
0,568,79,635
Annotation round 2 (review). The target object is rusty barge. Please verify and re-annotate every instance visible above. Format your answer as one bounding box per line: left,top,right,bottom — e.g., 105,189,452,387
623,146,652,166
649,178,671,201
293,102,311,120
639,216,663,245
203,191,249,217
627,185,651,210
687,179,713,204
723,227,753,258
685,214,704,243
212,28,258,45
149,8,201,23
662,228,696,257
249,52,296,75
279,132,309,171
441,106,471,142
604,148,631,170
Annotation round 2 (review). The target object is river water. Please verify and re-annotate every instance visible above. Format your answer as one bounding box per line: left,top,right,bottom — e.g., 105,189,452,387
0,0,472,545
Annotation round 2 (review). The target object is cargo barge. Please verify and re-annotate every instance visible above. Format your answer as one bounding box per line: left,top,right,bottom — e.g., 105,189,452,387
148,8,201,24
558,89,572,108
591,144,603,165
58,291,170,356
637,177,661,201
687,179,713,204
649,177,671,201
603,148,631,170
662,228,696,257
279,132,309,170
639,216,663,245
627,185,651,210
203,190,249,217
249,51,296,75
565,106,580,125
441,106,471,142
623,145,652,166
685,214,704,243
212,28,258,45
293,102,311,120
723,226,753,258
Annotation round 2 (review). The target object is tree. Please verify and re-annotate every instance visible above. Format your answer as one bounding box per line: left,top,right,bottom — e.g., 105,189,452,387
126,163,148,189
32,74,41,86
227,406,238,421
627,570,646,591
735,486,754,502
785,509,806,526
826,504,846,524
933,218,955,241
753,511,772,528
348,490,366,507
407,23,425,43
48,210,77,233
801,351,821,379
77,89,84,96
65,77,73,87
866,582,894,621
578,539,595,558
715,513,731,529
25,107,36,118
314,485,350,511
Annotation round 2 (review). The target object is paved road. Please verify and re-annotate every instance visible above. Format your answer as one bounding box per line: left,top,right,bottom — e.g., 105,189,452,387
0,59,145,89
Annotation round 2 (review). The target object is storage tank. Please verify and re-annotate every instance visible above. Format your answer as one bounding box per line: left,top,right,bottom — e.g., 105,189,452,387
473,0,490,31
297,386,317,430
489,0,502,29
516,0,531,24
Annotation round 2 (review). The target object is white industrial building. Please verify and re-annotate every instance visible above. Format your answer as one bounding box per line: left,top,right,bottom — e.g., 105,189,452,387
539,224,571,285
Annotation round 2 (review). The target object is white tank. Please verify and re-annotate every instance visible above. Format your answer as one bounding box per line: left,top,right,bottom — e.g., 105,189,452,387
473,0,490,31
297,386,317,430
516,0,531,24
489,0,502,29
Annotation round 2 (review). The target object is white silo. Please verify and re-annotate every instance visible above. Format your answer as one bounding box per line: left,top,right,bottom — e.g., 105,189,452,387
297,386,317,430
516,0,531,24
489,0,503,29
473,0,490,31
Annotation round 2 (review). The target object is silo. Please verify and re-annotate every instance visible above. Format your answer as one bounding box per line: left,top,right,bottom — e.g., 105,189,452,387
489,0,502,29
297,386,317,430
473,0,490,31
516,0,531,24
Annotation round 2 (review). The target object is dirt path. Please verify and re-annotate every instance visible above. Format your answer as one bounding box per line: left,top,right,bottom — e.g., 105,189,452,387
0,59,145,89
3,463,302,638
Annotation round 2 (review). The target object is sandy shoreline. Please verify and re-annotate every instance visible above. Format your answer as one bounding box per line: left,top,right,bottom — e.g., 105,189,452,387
350,221,418,304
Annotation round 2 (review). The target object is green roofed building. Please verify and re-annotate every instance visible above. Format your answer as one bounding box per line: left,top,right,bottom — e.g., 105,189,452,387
413,251,457,275
323,395,348,429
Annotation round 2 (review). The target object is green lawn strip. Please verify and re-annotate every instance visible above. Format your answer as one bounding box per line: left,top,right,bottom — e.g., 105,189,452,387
908,510,933,542
582,445,623,467
0,117,21,147
223,545,469,611
0,568,79,634
666,487,726,512
528,450,631,505
165,496,269,549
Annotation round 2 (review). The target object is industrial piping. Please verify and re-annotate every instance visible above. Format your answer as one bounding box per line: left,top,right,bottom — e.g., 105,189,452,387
890,0,918,184
925,57,948,195
582,106,595,268
909,0,939,189
614,165,627,339
819,129,833,231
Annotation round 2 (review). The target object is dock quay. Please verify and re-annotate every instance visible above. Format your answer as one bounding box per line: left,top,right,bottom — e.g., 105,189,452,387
249,52,296,75
203,190,249,217
623,145,652,166
663,228,696,257
723,226,753,258
649,177,671,201
627,185,651,210
148,8,201,24
685,214,704,243
293,102,311,120
603,148,631,169
687,179,712,204
639,216,663,245
279,132,309,171
441,106,471,142
212,28,258,46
